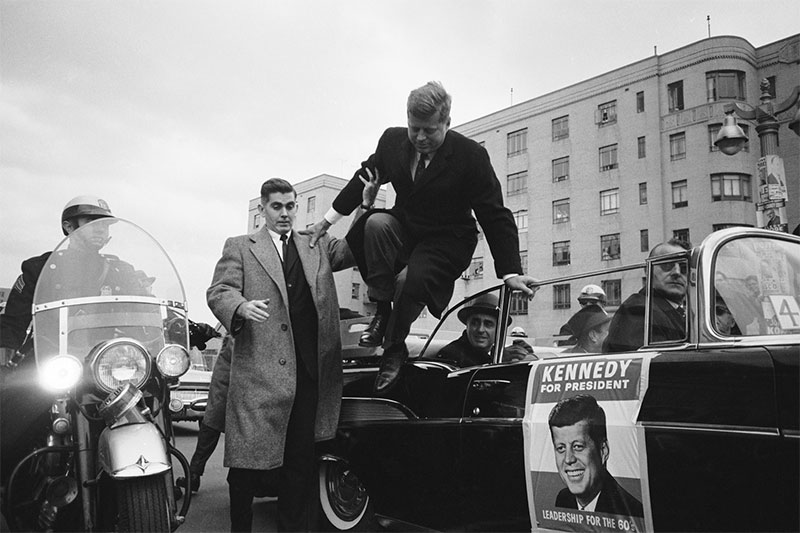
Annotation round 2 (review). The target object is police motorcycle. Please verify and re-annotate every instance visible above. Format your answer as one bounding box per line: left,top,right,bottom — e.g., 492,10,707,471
2,217,199,532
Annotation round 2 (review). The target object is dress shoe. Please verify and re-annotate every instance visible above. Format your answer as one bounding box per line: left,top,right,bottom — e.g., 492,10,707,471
373,348,407,394
359,312,389,347
176,472,201,493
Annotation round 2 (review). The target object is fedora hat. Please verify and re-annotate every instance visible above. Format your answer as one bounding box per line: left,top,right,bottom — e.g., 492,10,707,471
456,293,511,325
564,305,611,340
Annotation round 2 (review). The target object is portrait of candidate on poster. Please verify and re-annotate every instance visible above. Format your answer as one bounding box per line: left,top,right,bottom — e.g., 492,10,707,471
523,355,656,532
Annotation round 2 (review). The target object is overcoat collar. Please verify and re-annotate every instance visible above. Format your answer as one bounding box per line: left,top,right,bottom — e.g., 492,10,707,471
248,227,318,306
249,227,288,306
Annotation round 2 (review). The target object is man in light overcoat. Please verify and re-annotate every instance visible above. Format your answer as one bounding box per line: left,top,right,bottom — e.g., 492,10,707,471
207,178,355,532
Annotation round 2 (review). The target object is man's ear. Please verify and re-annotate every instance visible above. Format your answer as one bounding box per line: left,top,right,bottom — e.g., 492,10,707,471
600,440,610,466
62,220,74,235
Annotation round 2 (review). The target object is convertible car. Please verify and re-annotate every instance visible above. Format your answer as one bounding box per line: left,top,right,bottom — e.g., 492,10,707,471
317,228,800,532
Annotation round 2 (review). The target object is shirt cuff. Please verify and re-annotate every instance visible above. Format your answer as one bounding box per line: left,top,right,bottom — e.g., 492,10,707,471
502,273,519,281
323,208,344,225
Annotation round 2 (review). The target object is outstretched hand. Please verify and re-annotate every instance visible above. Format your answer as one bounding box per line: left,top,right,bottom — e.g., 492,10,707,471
505,275,540,299
298,219,331,248
359,167,381,208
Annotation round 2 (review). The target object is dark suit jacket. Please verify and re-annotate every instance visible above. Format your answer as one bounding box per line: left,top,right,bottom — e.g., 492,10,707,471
555,471,644,517
604,288,685,353
336,128,522,317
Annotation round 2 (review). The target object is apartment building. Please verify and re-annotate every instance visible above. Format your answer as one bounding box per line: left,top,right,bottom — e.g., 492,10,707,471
452,34,799,339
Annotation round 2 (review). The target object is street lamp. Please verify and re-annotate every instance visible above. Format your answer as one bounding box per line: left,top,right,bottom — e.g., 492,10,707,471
714,78,800,232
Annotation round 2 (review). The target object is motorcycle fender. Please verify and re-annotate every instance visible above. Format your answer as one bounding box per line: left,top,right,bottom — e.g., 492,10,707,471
98,423,171,479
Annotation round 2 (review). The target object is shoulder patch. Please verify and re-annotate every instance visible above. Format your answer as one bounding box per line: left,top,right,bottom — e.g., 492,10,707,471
13,275,25,293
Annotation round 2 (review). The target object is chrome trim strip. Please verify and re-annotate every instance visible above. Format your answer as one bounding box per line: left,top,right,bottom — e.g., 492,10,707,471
641,421,780,437
34,296,185,312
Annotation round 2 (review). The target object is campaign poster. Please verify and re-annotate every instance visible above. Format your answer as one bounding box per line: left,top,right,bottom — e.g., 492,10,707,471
523,354,655,532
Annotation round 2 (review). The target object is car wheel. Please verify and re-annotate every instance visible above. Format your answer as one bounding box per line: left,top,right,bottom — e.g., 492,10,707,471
318,458,374,531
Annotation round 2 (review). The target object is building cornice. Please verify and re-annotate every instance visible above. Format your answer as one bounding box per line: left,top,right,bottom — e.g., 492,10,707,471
455,34,799,139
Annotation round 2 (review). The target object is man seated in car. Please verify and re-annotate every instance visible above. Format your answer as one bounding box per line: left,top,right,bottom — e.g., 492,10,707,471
561,305,612,355
605,239,690,352
436,293,535,367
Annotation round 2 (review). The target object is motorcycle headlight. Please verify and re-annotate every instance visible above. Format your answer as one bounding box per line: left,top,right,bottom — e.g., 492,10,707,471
40,355,83,392
89,339,151,394
156,344,190,378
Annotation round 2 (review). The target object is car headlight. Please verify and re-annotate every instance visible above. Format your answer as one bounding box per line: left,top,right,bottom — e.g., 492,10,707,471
156,344,190,378
89,339,151,394
40,355,83,392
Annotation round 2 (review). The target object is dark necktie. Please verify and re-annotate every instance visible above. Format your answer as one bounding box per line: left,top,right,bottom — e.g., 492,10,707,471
414,152,427,181
280,234,288,267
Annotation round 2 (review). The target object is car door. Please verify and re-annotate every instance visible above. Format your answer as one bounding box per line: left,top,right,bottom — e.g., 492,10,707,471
458,358,534,531
639,347,788,532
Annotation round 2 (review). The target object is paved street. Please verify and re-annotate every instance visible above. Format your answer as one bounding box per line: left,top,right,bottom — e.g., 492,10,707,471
173,422,277,532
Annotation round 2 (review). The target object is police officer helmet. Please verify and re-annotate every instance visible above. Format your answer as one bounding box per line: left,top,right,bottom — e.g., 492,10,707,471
61,195,113,235
577,284,606,305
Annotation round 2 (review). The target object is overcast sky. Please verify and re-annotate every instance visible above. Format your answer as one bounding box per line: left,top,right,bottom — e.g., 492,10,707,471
1,0,797,325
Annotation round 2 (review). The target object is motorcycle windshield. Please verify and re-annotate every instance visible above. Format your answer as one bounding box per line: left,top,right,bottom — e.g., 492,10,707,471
32,218,188,362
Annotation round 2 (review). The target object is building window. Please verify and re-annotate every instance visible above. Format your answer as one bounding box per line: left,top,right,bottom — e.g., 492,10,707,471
637,136,646,159
507,171,528,196
711,173,752,201
637,231,648,254
520,251,528,275
706,70,746,102
507,128,527,157
553,198,570,224
670,132,686,161
552,156,569,182
639,183,647,205
600,189,619,215
601,234,620,261
307,196,316,214
552,116,569,141
672,180,688,208
351,283,360,300
553,241,571,266
553,284,571,310
510,292,529,315
253,213,262,230
673,228,690,244
599,144,618,171
513,209,528,231
709,123,749,152
636,91,645,113
602,280,622,306
596,100,617,126
668,80,684,112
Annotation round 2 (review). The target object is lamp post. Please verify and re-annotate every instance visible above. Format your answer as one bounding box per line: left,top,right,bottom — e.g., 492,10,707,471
714,78,800,232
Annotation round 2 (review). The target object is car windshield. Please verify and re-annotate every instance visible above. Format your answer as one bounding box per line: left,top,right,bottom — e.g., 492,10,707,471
713,235,800,336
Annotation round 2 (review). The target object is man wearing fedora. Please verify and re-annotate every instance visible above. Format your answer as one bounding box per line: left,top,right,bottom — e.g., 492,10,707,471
436,292,534,367
561,305,612,355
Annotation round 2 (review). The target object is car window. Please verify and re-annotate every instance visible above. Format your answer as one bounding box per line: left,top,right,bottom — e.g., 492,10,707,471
420,289,500,367
714,235,800,336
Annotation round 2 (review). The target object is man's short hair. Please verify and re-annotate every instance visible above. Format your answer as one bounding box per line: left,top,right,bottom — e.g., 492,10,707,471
648,238,691,258
407,81,451,123
260,178,295,201
548,394,607,447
